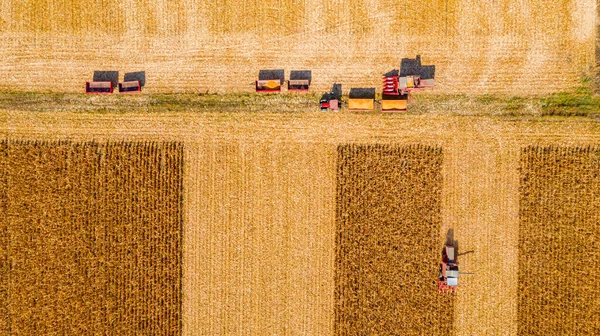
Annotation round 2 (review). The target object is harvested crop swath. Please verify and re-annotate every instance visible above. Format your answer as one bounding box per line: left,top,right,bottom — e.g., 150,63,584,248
0,140,184,335
335,144,452,335
519,146,600,335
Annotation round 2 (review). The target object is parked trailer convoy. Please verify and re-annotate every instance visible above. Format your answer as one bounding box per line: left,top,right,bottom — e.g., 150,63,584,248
85,71,143,94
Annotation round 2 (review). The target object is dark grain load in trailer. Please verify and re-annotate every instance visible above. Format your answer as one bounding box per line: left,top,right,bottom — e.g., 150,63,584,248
118,81,142,93
288,70,311,91
85,81,113,94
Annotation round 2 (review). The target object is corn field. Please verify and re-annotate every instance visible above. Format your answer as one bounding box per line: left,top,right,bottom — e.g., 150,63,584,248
519,146,600,335
1,116,600,335
0,0,595,93
0,140,184,335
335,144,453,335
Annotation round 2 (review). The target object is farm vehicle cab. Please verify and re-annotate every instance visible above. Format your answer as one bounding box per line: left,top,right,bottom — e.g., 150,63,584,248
438,244,459,294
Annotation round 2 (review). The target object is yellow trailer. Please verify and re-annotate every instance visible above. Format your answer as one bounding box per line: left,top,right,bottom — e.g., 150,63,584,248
381,99,407,112
381,93,408,112
348,98,374,111
348,88,376,111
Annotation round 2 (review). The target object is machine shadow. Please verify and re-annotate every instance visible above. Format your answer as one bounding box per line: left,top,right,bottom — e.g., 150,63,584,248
446,228,474,257
124,71,146,87
258,69,285,85
289,70,311,83
400,55,436,79
93,71,119,88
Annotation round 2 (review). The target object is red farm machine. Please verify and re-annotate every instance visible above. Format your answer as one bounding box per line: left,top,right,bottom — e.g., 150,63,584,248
381,55,435,111
438,244,459,294
320,83,342,111
256,69,285,92
288,70,311,91
384,55,436,95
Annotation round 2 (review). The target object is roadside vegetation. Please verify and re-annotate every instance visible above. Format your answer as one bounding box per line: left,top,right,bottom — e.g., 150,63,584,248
1,89,599,118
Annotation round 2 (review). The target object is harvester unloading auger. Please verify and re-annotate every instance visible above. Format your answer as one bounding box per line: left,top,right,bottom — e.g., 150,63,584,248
438,244,459,294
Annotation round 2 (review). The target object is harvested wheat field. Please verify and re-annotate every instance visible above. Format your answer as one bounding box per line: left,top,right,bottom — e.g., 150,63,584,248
1,114,600,335
336,144,452,335
0,140,184,335
183,141,336,335
518,146,600,335
0,0,596,94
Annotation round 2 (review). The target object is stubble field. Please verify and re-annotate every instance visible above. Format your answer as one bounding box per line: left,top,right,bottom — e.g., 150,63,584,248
1,113,600,335
0,0,596,94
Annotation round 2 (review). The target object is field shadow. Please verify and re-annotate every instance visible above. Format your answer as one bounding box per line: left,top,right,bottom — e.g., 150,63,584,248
124,71,146,87
93,71,119,88
446,228,455,248
258,69,285,85
400,55,436,79
446,228,474,257
349,88,375,99
331,83,342,97
290,70,311,84
383,69,399,77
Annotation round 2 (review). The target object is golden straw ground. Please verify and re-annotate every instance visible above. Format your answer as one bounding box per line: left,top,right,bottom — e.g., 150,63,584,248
0,0,595,94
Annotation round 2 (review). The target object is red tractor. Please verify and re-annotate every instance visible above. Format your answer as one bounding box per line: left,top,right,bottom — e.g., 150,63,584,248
320,83,342,112
438,244,459,294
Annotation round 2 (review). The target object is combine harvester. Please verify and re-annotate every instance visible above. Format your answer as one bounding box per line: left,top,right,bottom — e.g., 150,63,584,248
398,55,436,94
382,70,409,112
438,244,459,294
381,55,436,111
